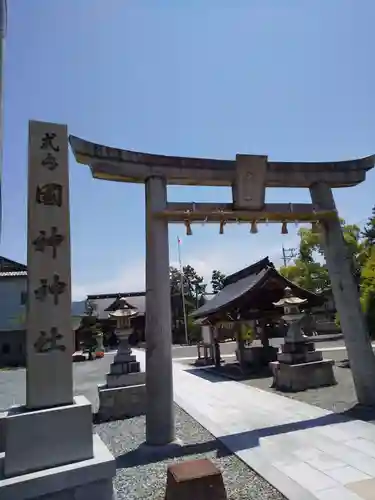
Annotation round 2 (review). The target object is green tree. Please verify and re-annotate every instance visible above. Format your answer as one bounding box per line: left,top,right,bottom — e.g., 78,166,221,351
169,264,207,343
280,260,330,293
298,223,363,263
280,227,330,293
280,222,363,293
169,266,183,297
362,205,375,248
211,269,227,294
281,210,375,338
183,264,207,303
360,247,375,338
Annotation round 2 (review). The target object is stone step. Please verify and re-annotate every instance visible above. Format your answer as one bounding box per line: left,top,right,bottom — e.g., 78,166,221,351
97,384,146,421
277,351,323,364
109,361,140,375
113,353,137,363
106,371,146,388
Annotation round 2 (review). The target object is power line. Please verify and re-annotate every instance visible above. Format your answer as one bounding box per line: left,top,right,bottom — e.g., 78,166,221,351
281,245,298,267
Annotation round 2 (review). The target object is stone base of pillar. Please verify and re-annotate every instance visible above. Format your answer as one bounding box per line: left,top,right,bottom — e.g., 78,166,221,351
277,341,323,364
3,396,94,477
96,351,146,422
0,434,116,500
0,396,116,499
269,359,336,392
269,340,336,391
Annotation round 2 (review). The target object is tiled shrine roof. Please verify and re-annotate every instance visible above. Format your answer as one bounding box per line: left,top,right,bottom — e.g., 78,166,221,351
86,293,146,319
0,256,27,278
191,257,322,321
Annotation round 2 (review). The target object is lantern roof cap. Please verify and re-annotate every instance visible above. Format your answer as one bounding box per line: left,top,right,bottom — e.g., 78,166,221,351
108,308,138,318
273,287,308,307
107,297,139,318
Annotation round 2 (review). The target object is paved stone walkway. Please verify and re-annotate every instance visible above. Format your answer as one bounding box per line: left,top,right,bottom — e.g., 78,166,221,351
135,350,375,500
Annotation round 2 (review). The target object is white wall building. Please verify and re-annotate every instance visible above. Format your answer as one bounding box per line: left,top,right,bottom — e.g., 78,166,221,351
0,256,85,366
0,257,27,366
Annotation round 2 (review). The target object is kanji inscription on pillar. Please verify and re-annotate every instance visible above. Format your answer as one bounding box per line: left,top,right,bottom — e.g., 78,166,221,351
34,327,66,353
32,226,64,259
27,120,73,410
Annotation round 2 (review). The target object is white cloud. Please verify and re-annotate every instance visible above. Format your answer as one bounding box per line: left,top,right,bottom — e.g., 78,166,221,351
72,232,300,300
72,261,146,301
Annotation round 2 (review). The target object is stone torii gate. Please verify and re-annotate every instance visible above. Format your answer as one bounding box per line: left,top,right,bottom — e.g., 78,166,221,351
69,135,375,446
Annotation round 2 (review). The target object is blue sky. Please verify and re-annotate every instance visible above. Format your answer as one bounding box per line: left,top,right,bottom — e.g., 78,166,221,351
2,0,375,299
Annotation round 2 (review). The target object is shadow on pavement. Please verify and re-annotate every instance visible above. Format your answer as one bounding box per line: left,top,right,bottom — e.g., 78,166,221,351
344,403,375,423
185,364,272,383
116,406,370,468
116,438,230,469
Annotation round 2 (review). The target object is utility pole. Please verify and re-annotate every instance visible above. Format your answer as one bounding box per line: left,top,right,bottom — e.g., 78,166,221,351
177,236,189,345
0,0,6,241
282,245,297,266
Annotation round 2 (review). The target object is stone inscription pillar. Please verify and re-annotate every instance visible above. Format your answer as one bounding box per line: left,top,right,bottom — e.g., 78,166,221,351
27,120,73,409
145,176,175,445
310,182,375,405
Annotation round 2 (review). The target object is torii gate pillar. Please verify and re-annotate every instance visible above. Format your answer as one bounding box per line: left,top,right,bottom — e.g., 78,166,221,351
310,182,375,405
145,176,175,445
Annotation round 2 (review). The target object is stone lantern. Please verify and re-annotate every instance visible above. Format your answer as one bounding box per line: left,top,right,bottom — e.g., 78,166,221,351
269,286,336,392
274,287,307,344
108,299,139,363
96,298,146,421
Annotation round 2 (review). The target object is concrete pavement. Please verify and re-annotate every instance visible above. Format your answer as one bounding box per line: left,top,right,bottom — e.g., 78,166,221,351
172,339,375,363
135,348,375,500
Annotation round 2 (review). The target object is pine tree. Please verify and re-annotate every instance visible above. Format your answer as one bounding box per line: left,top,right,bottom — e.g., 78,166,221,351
211,270,227,294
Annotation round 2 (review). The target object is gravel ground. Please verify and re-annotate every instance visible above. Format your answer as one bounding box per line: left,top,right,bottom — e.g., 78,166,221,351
194,349,375,422
240,351,364,414
0,358,284,499
95,404,285,500
241,361,359,414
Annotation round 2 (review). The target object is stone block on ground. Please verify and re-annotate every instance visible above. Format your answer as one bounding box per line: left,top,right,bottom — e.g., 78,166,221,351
0,434,116,500
277,350,322,364
109,360,140,375
106,370,145,388
269,359,336,392
165,458,227,500
3,395,93,478
113,353,137,363
280,341,315,354
97,383,146,421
